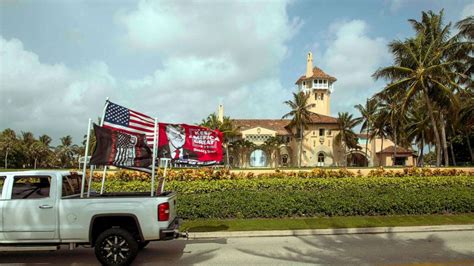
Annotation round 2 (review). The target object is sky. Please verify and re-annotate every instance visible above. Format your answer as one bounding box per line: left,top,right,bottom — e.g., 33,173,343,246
1,0,473,145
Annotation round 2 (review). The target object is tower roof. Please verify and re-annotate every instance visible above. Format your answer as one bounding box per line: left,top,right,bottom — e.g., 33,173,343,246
295,67,337,84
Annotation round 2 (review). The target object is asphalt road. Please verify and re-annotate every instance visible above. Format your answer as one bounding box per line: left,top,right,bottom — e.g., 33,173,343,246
0,230,473,265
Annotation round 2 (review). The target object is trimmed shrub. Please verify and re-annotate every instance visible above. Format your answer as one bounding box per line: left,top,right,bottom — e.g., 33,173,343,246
92,175,474,219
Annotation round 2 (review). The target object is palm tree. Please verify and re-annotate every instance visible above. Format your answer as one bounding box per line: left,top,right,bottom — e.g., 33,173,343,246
282,92,315,167
371,107,390,166
0,129,17,169
262,136,284,167
57,135,79,168
20,131,36,168
406,98,431,166
373,10,465,166
354,98,379,166
229,139,255,168
200,113,239,166
335,112,361,166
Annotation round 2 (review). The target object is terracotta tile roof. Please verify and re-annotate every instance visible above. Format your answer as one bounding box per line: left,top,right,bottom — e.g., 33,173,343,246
295,67,337,84
376,146,415,155
232,119,291,135
307,113,339,124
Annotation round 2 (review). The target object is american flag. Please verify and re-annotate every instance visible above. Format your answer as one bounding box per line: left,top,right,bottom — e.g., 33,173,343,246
103,101,156,146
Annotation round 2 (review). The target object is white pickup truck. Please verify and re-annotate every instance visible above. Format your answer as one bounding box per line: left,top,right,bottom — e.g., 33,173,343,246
0,170,185,265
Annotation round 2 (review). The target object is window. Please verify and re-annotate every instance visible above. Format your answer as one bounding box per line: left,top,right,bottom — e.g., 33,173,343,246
12,176,51,199
303,81,306,86
319,128,325,136
0,176,5,197
62,174,84,197
318,79,322,84
318,152,325,163
321,93,324,100
328,130,332,136
394,157,406,166
312,131,315,136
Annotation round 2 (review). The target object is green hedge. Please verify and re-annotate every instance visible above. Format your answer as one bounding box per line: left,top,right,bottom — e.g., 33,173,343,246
92,176,474,219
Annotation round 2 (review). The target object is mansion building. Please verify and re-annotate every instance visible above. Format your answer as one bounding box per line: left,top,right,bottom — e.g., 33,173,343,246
226,52,416,168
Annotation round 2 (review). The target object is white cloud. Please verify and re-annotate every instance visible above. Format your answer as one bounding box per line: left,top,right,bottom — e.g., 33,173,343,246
0,36,116,144
1,0,297,144
461,3,474,19
319,20,390,115
116,0,297,121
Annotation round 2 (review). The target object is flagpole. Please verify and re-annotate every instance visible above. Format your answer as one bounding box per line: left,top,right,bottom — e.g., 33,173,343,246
150,118,158,196
100,98,109,195
87,165,94,197
81,118,92,198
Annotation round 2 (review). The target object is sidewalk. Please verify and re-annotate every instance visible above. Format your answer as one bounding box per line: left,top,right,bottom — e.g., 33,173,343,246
189,224,474,239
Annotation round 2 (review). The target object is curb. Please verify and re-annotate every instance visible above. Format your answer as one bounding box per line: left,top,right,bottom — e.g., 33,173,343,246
188,224,474,239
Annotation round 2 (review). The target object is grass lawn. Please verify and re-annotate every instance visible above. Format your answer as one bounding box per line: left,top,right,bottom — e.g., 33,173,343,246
182,214,474,232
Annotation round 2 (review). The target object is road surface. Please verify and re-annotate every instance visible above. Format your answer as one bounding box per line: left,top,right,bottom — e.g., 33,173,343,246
0,230,473,265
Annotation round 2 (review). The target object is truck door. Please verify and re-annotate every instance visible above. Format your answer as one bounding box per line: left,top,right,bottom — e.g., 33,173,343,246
3,175,57,240
0,176,6,240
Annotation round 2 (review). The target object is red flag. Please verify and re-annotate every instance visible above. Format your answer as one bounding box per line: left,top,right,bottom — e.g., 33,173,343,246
157,123,223,165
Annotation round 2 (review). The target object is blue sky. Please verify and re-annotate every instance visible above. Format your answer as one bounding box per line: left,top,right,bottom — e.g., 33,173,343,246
1,0,473,144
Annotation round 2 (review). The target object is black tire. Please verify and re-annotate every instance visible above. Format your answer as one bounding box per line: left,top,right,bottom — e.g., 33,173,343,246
138,241,150,250
94,228,139,266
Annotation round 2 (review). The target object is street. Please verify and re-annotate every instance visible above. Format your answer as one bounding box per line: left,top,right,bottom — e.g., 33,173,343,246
0,230,473,265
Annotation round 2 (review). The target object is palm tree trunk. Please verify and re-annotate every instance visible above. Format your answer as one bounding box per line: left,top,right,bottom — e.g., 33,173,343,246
4,149,9,169
449,141,456,166
419,132,425,167
365,125,369,167
466,134,474,163
299,122,303,168
422,90,442,167
34,158,37,169
439,113,449,166
225,144,230,168
393,127,398,166
379,136,384,166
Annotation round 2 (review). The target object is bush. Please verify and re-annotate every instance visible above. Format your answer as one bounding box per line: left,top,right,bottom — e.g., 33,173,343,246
92,175,474,219
87,167,473,182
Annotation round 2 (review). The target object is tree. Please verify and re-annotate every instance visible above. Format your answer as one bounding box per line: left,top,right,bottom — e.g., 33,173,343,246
373,10,465,166
282,92,315,167
406,98,431,166
334,112,361,166
0,129,18,169
229,139,255,168
56,135,79,168
200,113,239,166
354,98,379,166
262,136,284,168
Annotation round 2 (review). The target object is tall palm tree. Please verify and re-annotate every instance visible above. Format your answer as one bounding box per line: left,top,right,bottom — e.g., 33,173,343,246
354,98,379,166
373,10,464,166
335,112,361,166
282,92,315,167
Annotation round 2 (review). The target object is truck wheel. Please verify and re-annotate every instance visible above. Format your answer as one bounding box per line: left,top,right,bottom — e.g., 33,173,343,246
94,228,139,266
138,241,150,250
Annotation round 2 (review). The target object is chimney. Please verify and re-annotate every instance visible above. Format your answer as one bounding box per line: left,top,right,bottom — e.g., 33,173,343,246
305,52,313,78
218,104,224,123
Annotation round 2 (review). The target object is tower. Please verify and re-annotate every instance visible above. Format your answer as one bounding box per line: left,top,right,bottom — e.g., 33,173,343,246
295,52,336,116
